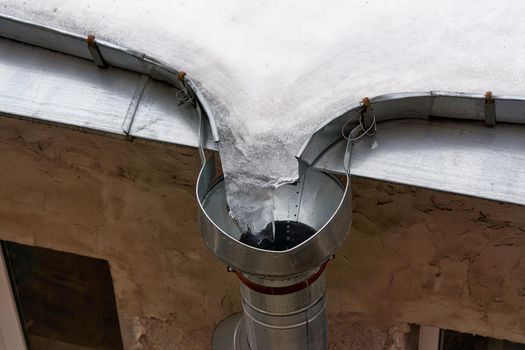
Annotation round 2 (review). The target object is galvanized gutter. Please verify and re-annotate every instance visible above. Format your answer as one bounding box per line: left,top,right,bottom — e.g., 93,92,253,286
1,13,525,206
0,13,220,144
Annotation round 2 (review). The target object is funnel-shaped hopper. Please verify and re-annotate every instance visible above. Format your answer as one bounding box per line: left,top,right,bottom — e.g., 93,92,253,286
197,155,352,277
196,155,352,350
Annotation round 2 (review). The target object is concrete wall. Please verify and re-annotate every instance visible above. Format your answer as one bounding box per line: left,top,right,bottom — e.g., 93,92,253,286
1,116,524,349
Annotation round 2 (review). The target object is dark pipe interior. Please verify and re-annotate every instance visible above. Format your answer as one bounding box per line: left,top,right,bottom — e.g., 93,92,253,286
240,221,316,251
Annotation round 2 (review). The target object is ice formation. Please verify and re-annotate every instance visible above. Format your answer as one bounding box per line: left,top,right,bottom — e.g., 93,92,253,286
2,0,525,234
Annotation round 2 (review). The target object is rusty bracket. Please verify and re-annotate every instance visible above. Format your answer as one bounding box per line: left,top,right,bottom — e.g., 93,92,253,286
175,70,195,107
361,96,375,129
361,96,371,110
86,35,107,68
484,91,496,127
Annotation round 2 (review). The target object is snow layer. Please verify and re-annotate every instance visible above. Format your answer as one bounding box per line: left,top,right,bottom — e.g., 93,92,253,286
2,0,525,233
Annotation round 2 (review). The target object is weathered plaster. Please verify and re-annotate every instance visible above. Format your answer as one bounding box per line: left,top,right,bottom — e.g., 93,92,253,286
330,178,525,344
0,117,236,349
1,116,524,349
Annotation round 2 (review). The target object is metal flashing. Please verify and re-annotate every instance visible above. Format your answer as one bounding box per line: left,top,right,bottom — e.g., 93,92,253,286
0,13,220,142
0,37,217,149
121,75,149,135
297,91,525,168
1,13,525,207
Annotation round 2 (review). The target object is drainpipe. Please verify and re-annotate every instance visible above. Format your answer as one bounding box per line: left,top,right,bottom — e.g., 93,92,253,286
238,266,328,349
197,155,352,349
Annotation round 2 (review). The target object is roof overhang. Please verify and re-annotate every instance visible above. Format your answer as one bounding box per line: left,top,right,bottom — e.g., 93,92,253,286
1,14,524,206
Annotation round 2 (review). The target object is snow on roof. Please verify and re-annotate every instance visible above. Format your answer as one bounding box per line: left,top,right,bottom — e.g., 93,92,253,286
2,0,525,232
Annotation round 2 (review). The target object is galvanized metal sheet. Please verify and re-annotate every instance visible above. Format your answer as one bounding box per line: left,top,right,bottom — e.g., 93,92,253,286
0,14,90,60
1,26,524,207
0,37,218,149
494,97,525,124
0,38,138,134
298,93,434,167
314,119,525,206
0,14,182,88
430,91,486,120
130,79,216,149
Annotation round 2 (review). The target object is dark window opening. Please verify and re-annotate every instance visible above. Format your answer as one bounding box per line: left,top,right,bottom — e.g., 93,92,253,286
1,241,124,350
441,329,525,350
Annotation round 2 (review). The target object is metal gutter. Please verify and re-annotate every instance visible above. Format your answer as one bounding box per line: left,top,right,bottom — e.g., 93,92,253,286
0,13,221,144
0,36,217,149
297,91,525,166
312,119,525,206
1,13,525,206
0,14,173,86
298,92,525,206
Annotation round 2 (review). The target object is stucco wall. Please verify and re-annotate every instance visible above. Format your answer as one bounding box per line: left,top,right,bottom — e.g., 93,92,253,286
1,116,524,349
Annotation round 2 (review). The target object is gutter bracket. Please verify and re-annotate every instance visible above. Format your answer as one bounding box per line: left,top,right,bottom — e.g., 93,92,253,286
86,35,107,68
121,75,149,136
484,91,496,127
